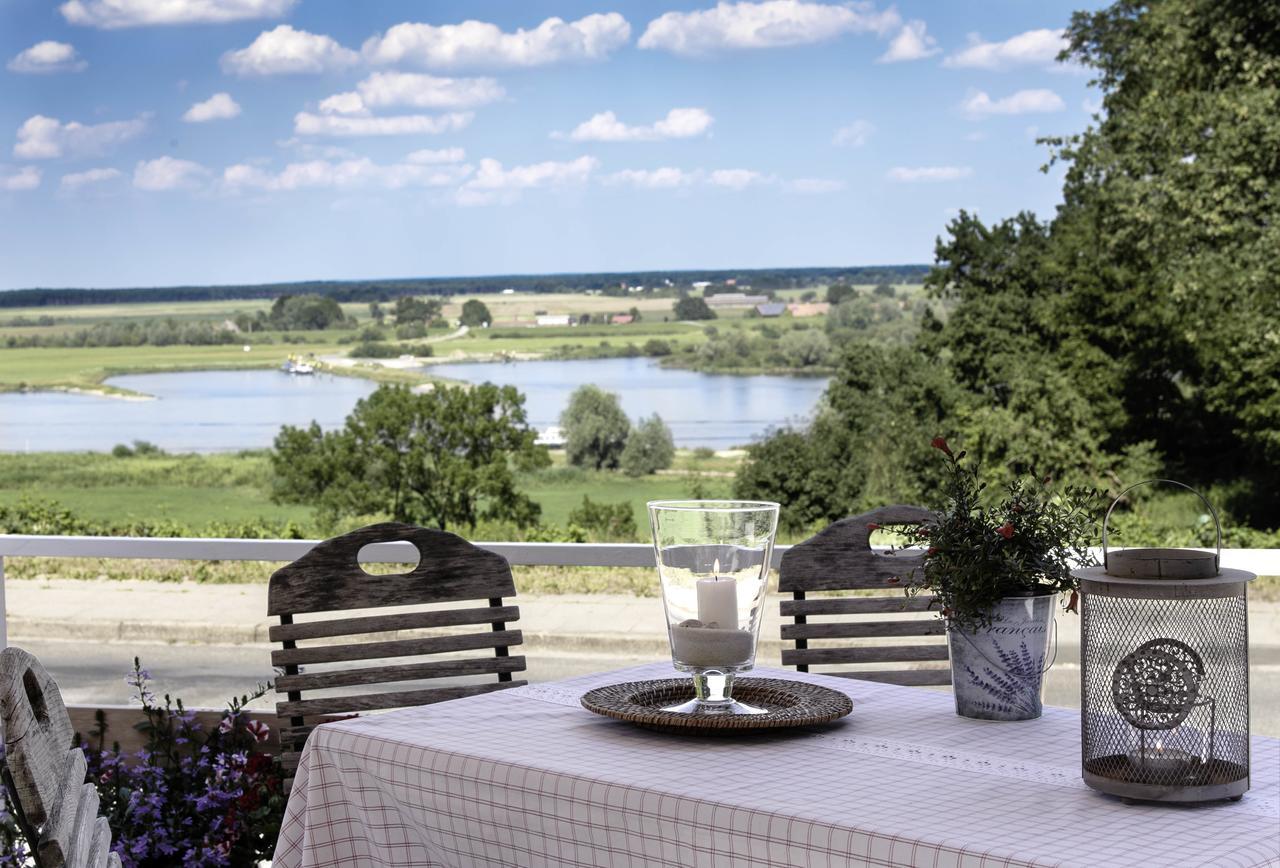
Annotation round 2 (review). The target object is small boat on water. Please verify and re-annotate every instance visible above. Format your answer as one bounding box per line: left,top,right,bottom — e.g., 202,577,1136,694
281,355,316,375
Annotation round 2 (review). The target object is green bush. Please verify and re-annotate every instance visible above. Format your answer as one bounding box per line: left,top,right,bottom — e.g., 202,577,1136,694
567,495,637,541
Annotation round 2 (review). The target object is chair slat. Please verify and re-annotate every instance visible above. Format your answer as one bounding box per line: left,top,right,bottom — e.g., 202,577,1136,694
84,816,112,868
271,630,522,667
44,782,98,868
821,669,953,686
0,648,75,827
783,645,950,666
780,596,936,616
41,748,86,862
269,606,519,643
275,655,526,693
781,620,946,640
276,681,525,718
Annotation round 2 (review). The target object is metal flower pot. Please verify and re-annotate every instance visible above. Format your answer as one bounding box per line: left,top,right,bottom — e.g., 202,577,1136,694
948,592,1057,721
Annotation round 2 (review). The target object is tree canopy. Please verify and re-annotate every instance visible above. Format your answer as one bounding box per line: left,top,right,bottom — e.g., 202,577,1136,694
268,294,349,330
620,414,676,476
561,385,631,470
460,298,492,327
673,296,716,321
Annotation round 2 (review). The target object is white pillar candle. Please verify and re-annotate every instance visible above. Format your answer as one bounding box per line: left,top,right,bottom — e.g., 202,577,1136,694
695,577,738,628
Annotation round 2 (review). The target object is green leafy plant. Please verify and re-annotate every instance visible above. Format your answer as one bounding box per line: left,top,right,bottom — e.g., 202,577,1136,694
892,437,1101,632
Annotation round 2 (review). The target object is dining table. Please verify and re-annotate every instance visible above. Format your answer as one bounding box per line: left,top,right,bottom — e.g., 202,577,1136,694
272,662,1280,868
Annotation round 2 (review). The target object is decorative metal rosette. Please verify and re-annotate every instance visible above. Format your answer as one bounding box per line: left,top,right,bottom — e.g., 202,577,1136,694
1111,638,1205,730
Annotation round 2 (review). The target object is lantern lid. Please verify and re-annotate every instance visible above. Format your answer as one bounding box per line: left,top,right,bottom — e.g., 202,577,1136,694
1074,564,1257,588
1106,547,1216,579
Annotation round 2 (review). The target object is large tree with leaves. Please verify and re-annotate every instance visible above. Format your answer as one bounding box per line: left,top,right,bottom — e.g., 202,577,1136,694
271,384,548,530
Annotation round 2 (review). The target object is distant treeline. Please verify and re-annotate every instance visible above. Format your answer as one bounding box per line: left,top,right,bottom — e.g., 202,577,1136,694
0,265,929,309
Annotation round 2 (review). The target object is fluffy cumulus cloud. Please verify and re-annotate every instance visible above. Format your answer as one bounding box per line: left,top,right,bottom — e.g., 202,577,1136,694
961,88,1065,118
14,114,147,160
133,156,210,191
832,119,873,147
638,0,899,56
60,167,121,189
457,155,598,205
405,147,466,164
183,93,241,123
1,166,42,191
319,72,504,116
878,20,937,63
294,111,473,137
221,25,358,76
561,108,713,142
944,28,1067,70
7,41,87,73
887,165,973,182
61,0,296,28
363,13,630,69
708,168,764,189
603,167,698,189
223,156,472,192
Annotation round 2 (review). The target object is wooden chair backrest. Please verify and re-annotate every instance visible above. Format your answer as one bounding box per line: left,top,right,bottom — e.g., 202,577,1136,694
0,647,121,868
268,522,527,779
778,505,951,687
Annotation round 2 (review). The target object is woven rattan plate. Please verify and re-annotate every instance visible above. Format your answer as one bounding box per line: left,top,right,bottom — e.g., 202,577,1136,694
580,678,853,732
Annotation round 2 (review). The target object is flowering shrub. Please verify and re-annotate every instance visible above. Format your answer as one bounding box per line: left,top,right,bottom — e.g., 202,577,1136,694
893,437,1101,632
1,659,285,867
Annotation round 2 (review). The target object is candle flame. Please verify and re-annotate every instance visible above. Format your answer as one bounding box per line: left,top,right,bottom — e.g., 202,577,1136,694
713,558,721,576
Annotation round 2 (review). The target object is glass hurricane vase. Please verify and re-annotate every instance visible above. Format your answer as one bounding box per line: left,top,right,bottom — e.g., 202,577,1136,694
647,499,780,714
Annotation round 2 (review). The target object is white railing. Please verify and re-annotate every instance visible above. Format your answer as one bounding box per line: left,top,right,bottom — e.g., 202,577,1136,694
0,534,1276,647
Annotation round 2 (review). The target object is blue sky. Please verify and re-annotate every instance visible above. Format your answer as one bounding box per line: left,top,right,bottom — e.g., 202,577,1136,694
0,0,1104,289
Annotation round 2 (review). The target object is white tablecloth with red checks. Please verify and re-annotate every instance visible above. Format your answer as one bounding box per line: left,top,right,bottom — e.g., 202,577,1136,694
273,663,1280,868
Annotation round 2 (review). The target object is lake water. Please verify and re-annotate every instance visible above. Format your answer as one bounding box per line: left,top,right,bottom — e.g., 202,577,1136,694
0,359,827,452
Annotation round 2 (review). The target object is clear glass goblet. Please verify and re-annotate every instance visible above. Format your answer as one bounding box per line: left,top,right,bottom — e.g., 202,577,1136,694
647,499,780,714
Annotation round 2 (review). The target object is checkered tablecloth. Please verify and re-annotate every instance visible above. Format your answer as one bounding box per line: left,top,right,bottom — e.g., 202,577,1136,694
273,663,1280,868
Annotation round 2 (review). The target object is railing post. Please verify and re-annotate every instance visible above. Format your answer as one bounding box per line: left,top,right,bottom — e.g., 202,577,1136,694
0,554,7,648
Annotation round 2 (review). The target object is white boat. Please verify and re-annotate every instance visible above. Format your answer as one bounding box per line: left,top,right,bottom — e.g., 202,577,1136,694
281,356,316,375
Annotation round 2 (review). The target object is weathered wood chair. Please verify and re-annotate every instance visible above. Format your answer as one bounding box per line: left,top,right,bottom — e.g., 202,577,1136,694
779,505,951,686
269,522,527,783
0,647,122,868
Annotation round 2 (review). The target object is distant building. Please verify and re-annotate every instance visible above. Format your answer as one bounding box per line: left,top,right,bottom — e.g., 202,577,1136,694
692,281,712,289
705,292,770,309
536,314,572,327
787,302,831,318
724,278,737,286
611,314,634,325
755,303,787,318
501,288,515,294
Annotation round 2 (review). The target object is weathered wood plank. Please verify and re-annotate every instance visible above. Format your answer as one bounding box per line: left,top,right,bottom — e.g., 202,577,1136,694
269,606,520,642
820,669,954,686
782,645,950,666
41,748,86,864
270,630,523,667
84,816,112,868
780,596,936,616
274,655,527,693
781,620,946,640
0,647,75,827
267,523,516,615
45,782,98,868
275,681,525,718
778,505,934,592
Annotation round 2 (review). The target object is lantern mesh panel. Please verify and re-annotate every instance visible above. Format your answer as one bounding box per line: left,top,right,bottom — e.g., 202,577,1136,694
1081,591,1249,791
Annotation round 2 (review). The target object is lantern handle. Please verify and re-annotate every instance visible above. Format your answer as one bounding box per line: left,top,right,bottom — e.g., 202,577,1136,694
1101,479,1221,572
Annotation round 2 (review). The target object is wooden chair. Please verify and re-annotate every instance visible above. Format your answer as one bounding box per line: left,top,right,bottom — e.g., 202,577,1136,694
0,647,121,868
268,522,527,781
779,505,951,686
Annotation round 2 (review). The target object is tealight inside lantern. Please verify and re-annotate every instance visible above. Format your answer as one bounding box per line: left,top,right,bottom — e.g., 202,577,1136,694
1075,481,1256,804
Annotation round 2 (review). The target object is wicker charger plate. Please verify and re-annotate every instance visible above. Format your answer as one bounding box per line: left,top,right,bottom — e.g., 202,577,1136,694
581,677,853,732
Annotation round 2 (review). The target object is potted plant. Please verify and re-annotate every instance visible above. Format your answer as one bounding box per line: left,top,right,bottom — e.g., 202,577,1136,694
893,437,1100,721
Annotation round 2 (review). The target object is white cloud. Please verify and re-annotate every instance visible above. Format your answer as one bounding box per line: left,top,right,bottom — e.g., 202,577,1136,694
833,119,873,147
364,13,630,69
224,157,471,192
603,167,699,189
961,88,1065,118
134,156,209,191
785,177,844,193
183,93,241,123
708,168,763,189
61,0,296,28
14,114,147,160
405,147,466,164
60,167,121,189
878,20,937,63
457,155,598,205
887,166,973,182
320,72,504,116
944,28,1066,70
1,166,41,191
639,0,899,56
294,111,473,138
560,108,713,142
7,41,87,73
221,25,358,76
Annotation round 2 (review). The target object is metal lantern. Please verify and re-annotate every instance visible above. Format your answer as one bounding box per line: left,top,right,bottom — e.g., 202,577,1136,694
1075,481,1257,804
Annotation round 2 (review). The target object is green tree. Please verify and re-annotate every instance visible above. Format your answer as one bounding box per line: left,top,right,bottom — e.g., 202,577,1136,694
460,298,492,327
567,495,637,541
270,384,548,530
826,283,856,305
394,296,442,325
368,301,385,324
673,296,716,321
620,414,676,476
778,329,831,368
561,385,631,470
268,294,348,330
